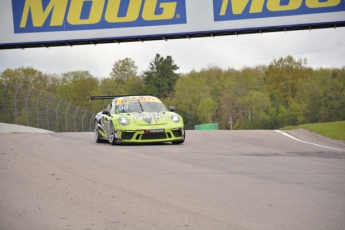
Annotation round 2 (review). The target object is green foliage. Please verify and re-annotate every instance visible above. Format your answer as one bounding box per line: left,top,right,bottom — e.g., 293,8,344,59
143,54,179,98
55,70,99,110
98,77,126,96
265,56,308,105
0,66,60,93
173,71,211,129
296,67,345,123
218,92,243,129
124,75,144,95
232,66,266,97
197,97,217,124
286,99,304,125
110,58,138,83
1,56,344,131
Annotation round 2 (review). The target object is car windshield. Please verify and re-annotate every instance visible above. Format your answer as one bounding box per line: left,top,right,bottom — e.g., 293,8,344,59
116,101,168,113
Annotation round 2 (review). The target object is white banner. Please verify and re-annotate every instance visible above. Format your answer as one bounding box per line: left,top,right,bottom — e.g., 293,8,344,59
1,0,344,49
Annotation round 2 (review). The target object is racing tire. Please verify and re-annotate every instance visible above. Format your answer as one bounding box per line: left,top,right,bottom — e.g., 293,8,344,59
171,129,185,145
109,122,119,145
94,120,104,143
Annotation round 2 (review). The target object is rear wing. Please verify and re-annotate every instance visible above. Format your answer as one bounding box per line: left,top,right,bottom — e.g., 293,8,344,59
89,96,119,101
89,95,154,102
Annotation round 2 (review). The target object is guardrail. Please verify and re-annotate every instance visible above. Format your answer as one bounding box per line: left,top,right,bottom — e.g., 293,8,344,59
0,83,95,132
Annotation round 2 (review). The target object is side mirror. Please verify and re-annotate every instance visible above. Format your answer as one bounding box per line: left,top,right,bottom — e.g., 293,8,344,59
102,109,110,115
169,106,175,112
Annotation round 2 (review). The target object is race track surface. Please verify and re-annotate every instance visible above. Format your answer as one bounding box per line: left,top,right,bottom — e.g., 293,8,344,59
1,130,345,230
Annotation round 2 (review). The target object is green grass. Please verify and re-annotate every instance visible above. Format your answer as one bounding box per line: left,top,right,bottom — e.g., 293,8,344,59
280,121,345,141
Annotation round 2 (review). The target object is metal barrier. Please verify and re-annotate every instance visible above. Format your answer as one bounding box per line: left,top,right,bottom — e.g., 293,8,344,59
0,83,95,132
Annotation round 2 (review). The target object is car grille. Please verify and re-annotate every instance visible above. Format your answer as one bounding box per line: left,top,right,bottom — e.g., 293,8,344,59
141,133,167,140
172,129,182,137
122,132,134,140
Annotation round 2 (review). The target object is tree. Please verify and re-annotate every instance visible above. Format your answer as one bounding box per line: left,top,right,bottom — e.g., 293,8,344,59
295,67,345,123
55,70,99,109
110,58,138,83
198,66,225,99
105,57,142,97
173,71,211,129
143,54,179,98
0,66,40,86
319,68,345,121
0,66,60,93
98,77,127,96
266,104,287,129
232,66,266,97
218,93,243,129
124,75,144,95
197,97,218,124
265,56,308,105
240,90,271,128
286,99,304,125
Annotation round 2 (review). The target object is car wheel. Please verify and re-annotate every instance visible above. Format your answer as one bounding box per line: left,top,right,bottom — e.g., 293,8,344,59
109,122,119,145
172,129,185,145
94,120,103,143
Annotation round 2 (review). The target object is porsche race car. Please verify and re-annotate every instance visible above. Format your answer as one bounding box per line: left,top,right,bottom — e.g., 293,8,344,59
91,95,185,145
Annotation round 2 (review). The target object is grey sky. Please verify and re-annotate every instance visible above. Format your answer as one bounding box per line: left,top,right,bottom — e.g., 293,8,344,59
0,27,344,78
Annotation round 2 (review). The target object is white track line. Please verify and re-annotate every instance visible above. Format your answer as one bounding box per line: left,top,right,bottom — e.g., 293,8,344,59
274,130,345,152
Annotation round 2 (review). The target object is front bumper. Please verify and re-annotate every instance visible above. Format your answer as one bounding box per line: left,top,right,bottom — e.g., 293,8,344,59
116,127,184,143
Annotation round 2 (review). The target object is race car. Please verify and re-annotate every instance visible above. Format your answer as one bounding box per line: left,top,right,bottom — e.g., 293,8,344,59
91,95,185,145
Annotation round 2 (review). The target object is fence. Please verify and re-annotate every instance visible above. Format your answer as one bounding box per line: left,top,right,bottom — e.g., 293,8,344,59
0,83,95,132
194,123,219,130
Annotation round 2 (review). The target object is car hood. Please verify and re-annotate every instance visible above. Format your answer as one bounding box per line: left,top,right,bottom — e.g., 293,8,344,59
125,112,171,126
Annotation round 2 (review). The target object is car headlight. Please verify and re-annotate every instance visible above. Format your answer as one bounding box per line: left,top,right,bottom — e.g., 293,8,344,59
118,117,130,126
171,114,180,123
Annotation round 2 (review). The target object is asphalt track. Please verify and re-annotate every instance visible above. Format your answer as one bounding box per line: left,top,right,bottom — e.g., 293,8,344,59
0,129,345,230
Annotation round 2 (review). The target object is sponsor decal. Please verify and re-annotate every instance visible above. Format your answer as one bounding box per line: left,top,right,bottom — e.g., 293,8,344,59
13,0,187,33
139,97,147,102
131,112,168,120
144,129,165,133
115,96,160,105
213,0,345,21
131,112,168,124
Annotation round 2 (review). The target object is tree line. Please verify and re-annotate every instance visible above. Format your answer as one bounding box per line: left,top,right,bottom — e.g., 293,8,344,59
1,54,344,130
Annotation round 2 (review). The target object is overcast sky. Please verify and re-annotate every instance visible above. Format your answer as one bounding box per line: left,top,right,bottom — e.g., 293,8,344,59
0,27,344,78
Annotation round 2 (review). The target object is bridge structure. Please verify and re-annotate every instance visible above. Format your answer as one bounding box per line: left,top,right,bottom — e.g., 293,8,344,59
1,0,344,50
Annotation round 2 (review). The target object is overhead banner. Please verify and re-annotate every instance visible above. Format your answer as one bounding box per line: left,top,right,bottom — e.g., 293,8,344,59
12,0,187,33
1,0,345,49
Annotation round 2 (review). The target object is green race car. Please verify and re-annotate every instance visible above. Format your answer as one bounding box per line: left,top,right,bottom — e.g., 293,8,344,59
91,95,185,145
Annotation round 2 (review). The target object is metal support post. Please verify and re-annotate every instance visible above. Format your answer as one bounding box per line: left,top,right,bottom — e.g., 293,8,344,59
14,85,22,124
74,106,79,132
2,83,9,123
46,95,53,130
82,110,87,132
26,88,32,126
65,102,71,132
89,113,94,132
56,99,62,132
36,92,42,128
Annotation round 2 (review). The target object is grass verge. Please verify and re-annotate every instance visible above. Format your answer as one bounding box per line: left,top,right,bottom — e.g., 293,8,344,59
280,121,345,141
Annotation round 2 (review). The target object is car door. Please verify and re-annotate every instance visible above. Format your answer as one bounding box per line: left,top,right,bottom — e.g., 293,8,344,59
103,101,113,138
